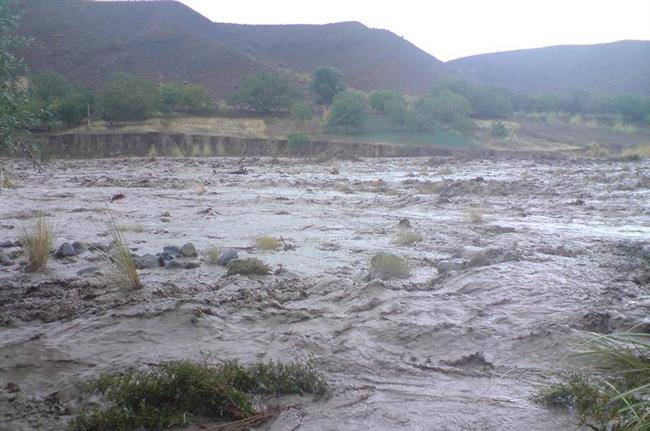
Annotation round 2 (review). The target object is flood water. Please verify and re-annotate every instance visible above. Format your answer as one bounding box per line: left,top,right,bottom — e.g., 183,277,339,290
1,155,649,430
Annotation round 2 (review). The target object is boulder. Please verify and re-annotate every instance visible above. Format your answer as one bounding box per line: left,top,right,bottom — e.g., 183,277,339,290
72,241,87,254
217,248,238,266
436,259,465,273
164,259,184,270
0,250,12,266
184,261,201,269
76,266,102,277
135,254,160,269
180,242,198,257
55,242,77,258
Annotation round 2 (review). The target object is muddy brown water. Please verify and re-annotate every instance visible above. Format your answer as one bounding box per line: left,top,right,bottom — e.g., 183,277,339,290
0,155,648,430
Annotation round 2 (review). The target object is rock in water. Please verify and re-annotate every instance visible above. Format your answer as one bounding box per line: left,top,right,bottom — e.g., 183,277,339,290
135,254,159,269
0,250,12,266
180,243,198,257
184,261,201,269
54,242,77,258
72,241,87,254
164,259,184,270
217,248,238,266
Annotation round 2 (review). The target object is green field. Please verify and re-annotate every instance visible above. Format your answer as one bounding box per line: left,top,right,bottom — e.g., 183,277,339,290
320,114,475,148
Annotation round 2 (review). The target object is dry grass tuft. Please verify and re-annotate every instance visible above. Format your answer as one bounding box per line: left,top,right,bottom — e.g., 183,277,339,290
466,208,484,224
393,228,423,246
255,236,283,250
621,145,650,159
106,215,142,290
195,181,207,195
169,145,185,158
203,246,220,265
146,145,158,158
417,181,442,194
21,217,55,272
227,258,270,276
116,224,145,233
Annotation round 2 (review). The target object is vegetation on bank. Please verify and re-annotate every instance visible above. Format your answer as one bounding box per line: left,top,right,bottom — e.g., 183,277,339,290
535,332,650,430
71,360,327,431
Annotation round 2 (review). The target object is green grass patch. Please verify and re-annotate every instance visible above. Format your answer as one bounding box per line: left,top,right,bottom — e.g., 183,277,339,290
322,114,475,148
71,360,327,431
226,258,270,276
534,332,650,431
370,252,410,279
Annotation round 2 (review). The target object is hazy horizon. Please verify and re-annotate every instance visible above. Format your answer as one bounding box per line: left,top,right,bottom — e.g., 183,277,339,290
179,0,650,61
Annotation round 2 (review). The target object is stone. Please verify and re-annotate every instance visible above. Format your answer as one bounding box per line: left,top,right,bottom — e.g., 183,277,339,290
135,254,159,269
0,250,12,266
76,266,102,276
436,259,465,273
0,240,18,248
164,259,184,270
55,242,77,258
71,241,87,254
398,218,412,228
184,261,201,269
180,242,197,257
161,211,171,217
353,270,371,284
88,242,109,252
159,246,182,263
217,248,238,266
460,246,487,260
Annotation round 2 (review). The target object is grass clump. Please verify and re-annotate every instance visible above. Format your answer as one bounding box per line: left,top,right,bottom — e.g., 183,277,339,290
534,332,650,431
169,145,185,158
21,217,55,272
393,228,423,246
203,246,220,265
622,145,650,159
466,207,484,224
255,236,282,250
370,252,410,279
107,216,142,290
71,360,327,431
227,258,270,276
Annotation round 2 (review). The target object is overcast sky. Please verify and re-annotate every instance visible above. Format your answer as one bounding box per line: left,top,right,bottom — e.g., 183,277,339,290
178,0,650,61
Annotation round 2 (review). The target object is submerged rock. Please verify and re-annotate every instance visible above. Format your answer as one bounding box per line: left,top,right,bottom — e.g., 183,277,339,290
54,242,77,258
76,266,102,277
135,254,159,269
164,259,184,270
436,259,465,273
184,261,201,269
0,250,12,266
217,248,238,266
180,243,198,257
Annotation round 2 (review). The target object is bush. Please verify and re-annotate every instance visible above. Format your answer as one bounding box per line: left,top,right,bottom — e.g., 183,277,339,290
310,67,346,105
393,228,422,246
28,71,94,127
97,73,159,122
226,258,270,276
160,83,215,116
291,101,314,124
255,236,283,250
370,252,410,279
490,121,508,138
229,71,300,114
287,132,309,150
328,90,368,133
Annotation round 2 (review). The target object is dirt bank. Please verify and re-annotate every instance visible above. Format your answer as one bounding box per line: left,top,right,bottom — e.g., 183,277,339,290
40,132,570,159
0,155,648,430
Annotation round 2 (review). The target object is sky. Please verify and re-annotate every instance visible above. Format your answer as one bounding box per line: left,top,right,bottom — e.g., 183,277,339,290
178,0,650,61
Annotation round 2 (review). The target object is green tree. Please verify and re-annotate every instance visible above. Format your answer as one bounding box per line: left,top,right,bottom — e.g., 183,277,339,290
369,90,400,113
429,89,471,124
328,90,368,133
310,67,346,106
384,95,409,129
29,71,94,127
0,0,48,159
160,83,215,116
229,71,300,114
410,96,438,133
97,73,159,122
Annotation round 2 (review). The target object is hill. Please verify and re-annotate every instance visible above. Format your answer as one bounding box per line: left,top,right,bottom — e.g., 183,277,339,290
14,0,447,98
449,40,650,96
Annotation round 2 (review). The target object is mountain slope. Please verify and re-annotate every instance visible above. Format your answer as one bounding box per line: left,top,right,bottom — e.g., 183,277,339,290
15,0,448,98
449,40,650,95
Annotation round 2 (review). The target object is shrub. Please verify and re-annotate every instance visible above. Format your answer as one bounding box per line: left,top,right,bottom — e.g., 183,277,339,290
29,71,95,127
328,90,368,133
71,360,327,431
227,258,270,276
370,252,410,279
21,216,54,272
287,132,309,151
291,102,314,124
229,71,300,114
97,73,159,122
203,246,220,265
490,121,508,138
255,236,283,250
